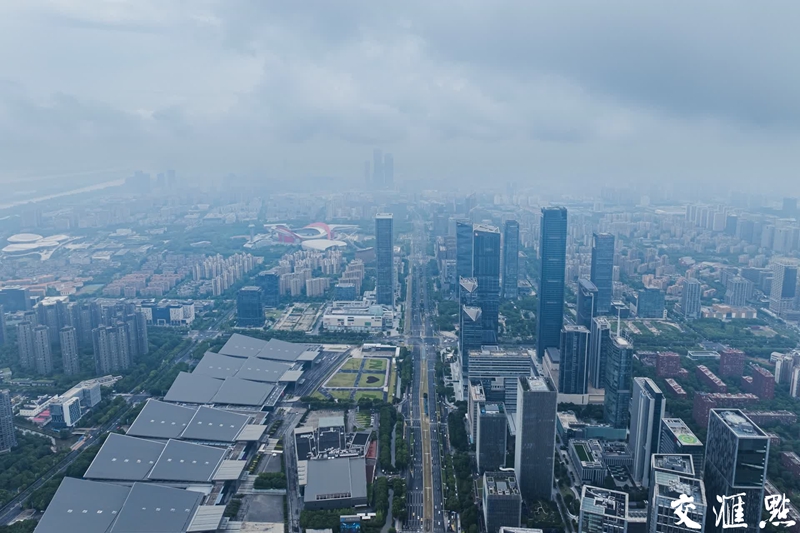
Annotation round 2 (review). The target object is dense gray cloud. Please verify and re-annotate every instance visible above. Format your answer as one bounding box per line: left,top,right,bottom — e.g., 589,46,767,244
0,1,799,191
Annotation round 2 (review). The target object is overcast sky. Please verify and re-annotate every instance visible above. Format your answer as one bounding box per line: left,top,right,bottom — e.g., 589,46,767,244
1,1,800,192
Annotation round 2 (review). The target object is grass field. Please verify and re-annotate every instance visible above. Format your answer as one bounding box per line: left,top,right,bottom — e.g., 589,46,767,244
388,363,397,399
364,358,387,372
357,373,386,388
355,390,385,401
340,359,363,371
311,391,326,400
326,372,359,388
330,390,353,401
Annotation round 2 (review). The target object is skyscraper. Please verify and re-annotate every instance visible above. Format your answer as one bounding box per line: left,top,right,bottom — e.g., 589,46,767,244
515,376,556,502
16,321,35,370
483,472,522,533
604,335,634,429
769,261,797,316
629,378,666,488
0,390,16,452
704,409,769,533
375,213,394,306
60,326,80,376
459,277,479,307
383,153,394,188
559,325,590,395
576,278,598,329
477,403,507,473
456,220,474,281
681,279,702,320
459,306,482,377
33,325,53,375
237,286,264,327
590,233,615,315
658,418,705,476
372,148,383,187
579,486,630,533
256,271,280,308
648,454,707,533
589,316,611,389
502,220,520,299
473,225,501,343
93,324,131,374
536,207,567,359
636,287,665,319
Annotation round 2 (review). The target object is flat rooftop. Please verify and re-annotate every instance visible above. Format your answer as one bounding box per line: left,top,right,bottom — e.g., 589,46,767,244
661,418,703,446
127,399,254,443
303,457,367,504
484,472,520,496
652,454,695,476
715,409,767,438
520,376,550,392
163,372,275,406
581,486,628,518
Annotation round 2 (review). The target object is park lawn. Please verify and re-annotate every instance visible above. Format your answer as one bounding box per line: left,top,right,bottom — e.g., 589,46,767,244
327,372,359,388
364,358,387,372
388,363,397,399
357,372,386,388
311,391,326,400
356,411,372,427
330,390,353,401
355,390,385,401
340,358,363,371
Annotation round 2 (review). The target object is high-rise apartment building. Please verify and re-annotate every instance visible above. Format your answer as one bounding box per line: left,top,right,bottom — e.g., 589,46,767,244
0,390,16,452
589,316,611,389
60,326,80,376
629,378,666,488
456,220,474,281
502,220,520,299
483,472,522,533
477,403,507,473
515,376,556,502
648,454,707,533
92,324,132,374
17,321,36,370
375,214,394,306
576,279,598,329
559,325,590,395
604,335,634,429
473,225,501,343
658,418,705,479
769,261,797,316
681,279,702,320
704,409,769,533
590,233,615,315
537,207,567,359
33,325,53,375
725,277,752,308
237,286,264,327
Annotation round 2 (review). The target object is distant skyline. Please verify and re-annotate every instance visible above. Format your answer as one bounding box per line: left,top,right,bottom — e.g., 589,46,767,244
1,2,800,192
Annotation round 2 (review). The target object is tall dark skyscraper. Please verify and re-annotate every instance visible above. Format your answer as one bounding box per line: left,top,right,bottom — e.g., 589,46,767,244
604,335,634,429
590,233,615,315
576,278,598,329
473,225,501,344
456,220,474,281
515,376,556,502
536,207,567,359
237,286,264,327
459,306,482,376
704,409,769,533
256,270,280,308
589,316,611,389
559,325,590,395
629,377,665,488
375,213,394,306
502,220,520,299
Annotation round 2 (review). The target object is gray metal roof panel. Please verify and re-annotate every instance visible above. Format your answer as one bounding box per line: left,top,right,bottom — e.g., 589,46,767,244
234,357,292,383
147,440,225,483
34,477,130,533
164,372,223,404
211,460,247,481
181,406,251,442
193,352,245,379
211,377,274,406
186,506,226,532
255,338,310,361
304,457,367,503
126,399,196,440
84,433,164,481
218,333,268,358
110,482,202,533
235,424,267,442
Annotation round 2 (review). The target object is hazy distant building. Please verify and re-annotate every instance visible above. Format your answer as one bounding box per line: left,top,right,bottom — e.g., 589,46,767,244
473,225,501,343
477,403,507,473
383,153,394,188
17,321,36,370
537,207,567,359
0,305,6,347
237,286,264,327
576,279,598,329
604,336,634,429
769,261,797,316
515,376,556,502
0,390,16,452
459,277,479,307
375,213,394,306
559,325,590,395
725,277,752,308
256,271,280,308
0,287,31,312
681,279,702,320
93,324,131,375
372,148,383,187
456,220,474,282
704,410,769,533
502,220,520,299
33,325,54,375
60,326,80,376
590,233,615,315
629,378,665,488
483,472,522,533
636,288,665,319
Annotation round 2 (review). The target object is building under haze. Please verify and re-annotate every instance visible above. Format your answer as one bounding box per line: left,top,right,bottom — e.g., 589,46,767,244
502,219,520,299
60,326,80,376
629,377,665,489
576,278,598,329
769,261,797,316
589,316,612,390
681,278,702,320
515,376,556,502
375,213,394,306
537,207,567,359
456,220,474,282
559,325,590,395
33,325,53,375
590,233,615,315
459,306,482,378
236,286,264,327
604,335,633,429
473,224,501,343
